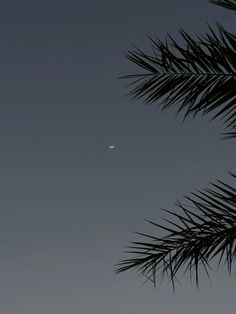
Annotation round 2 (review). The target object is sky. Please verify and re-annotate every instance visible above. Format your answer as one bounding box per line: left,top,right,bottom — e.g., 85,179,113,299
0,0,235,313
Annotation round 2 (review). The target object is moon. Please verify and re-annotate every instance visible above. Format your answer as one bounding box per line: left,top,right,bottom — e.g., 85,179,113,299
108,145,115,149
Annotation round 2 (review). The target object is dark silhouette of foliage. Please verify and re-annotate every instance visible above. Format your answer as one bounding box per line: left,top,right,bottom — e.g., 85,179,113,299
121,24,236,139
116,173,236,289
117,0,236,288
210,0,236,10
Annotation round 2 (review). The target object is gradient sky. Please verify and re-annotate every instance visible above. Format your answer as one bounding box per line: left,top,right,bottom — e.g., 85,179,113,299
0,0,235,313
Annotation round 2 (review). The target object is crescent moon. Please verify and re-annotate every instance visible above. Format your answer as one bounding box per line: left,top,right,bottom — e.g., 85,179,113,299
108,145,115,149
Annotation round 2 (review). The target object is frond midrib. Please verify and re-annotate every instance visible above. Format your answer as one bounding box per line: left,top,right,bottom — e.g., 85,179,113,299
130,72,236,77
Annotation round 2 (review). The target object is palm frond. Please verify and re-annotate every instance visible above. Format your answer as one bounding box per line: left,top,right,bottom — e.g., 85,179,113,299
116,173,236,289
122,24,236,139
210,0,236,10
222,131,236,139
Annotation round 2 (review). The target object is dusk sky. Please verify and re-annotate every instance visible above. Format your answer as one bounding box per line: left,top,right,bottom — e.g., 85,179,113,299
0,0,235,313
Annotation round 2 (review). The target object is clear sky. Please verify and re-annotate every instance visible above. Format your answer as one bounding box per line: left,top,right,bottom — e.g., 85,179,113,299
0,0,235,313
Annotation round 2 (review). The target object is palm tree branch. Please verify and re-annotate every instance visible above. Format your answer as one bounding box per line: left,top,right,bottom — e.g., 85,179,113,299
209,0,236,11
116,173,236,288
122,24,236,138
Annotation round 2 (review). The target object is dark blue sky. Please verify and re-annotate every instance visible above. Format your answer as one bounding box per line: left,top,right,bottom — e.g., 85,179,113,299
0,0,235,313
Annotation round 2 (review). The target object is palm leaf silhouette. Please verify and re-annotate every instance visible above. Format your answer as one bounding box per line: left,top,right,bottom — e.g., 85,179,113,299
116,173,236,289
122,24,236,139
210,0,236,10
117,0,236,290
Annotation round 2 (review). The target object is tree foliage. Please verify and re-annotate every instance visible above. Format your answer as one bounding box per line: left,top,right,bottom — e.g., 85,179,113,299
117,0,236,288
121,24,236,139
210,0,236,10
117,173,236,289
